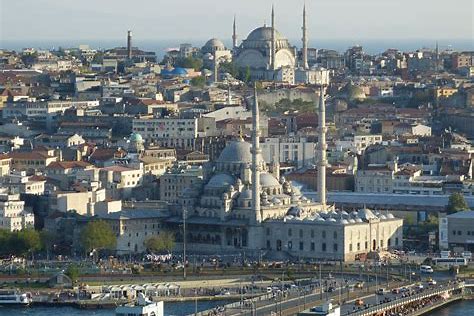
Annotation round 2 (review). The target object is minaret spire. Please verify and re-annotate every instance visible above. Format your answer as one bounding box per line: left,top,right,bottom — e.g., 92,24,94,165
232,15,238,50
317,81,327,208
302,4,309,69
270,5,276,70
213,51,218,84
252,83,262,223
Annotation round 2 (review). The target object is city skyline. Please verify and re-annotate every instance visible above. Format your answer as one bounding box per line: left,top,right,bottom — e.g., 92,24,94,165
1,0,472,43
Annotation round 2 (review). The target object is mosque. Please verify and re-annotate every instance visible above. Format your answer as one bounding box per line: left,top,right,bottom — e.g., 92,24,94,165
201,6,328,84
162,83,403,262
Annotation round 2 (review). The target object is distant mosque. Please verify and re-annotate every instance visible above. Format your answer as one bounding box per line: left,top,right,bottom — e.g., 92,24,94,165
231,5,322,84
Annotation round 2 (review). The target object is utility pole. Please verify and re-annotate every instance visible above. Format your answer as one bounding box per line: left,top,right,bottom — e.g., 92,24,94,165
319,263,323,299
183,208,187,280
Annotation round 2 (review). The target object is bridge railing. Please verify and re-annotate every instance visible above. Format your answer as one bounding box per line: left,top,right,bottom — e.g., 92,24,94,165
349,283,464,316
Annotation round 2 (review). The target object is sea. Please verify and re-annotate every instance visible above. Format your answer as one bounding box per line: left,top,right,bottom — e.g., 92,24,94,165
430,299,474,316
1,38,473,59
0,299,471,316
0,300,234,316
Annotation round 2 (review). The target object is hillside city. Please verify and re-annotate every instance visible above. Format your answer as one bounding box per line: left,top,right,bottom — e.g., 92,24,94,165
0,5,474,316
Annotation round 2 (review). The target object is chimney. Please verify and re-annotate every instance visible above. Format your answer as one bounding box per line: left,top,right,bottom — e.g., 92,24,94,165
127,30,132,60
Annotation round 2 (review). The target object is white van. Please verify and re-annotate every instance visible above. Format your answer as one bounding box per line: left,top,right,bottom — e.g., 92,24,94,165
420,265,434,273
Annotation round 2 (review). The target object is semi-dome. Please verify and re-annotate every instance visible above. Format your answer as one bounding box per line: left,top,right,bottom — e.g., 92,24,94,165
358,208,377,220
239,189,252,199
206,173,235,188
260,172,280,187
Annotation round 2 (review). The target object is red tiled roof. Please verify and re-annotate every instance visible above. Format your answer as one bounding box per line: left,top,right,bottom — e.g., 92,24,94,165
46,161,92,170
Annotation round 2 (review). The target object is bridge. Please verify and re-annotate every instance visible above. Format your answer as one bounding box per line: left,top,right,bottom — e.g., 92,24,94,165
348,282,464,316
193,280,474,316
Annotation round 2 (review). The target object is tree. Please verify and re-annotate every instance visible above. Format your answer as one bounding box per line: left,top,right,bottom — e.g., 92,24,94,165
174,56,202,71
40,231,59,260
447,192,469,213
219,61,239,78
190,76,206,88
80,220,116,254
144,231,175,253
65,264,80,283
17,229,42,256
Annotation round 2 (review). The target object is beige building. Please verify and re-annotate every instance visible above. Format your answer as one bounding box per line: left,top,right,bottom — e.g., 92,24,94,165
8,151,58,172
356,165,395,193
100,209,168,254
265,209,403,261
52,188,107,216
0,155,11,177
159,166,203,204
99,165,144,199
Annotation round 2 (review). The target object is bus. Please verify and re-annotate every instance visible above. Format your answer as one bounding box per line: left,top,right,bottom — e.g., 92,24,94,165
432,257,468,267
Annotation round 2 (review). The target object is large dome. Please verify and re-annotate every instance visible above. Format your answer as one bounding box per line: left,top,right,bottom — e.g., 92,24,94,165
242,26,291,50
202,38,225,54
247,27,284,41
217,140,253,164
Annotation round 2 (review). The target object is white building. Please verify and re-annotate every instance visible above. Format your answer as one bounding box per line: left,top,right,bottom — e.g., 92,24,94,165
336,134,383,154
0,192,34,231
132,117,218,149
260,137,316,168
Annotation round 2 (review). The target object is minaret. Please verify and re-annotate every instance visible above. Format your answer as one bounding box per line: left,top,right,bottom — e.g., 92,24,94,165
435,41,439,73
213,52,219,83
232,15,238,50
302,4,309,69
317,84,327,208
270,5,276,70
127,30,132,60
251,83,262,223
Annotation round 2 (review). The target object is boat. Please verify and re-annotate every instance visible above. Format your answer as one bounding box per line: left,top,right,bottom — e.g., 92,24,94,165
0,290,32,305
115,293,163,316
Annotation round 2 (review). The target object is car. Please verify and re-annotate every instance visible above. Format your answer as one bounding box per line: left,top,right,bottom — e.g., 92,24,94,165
428,279,437,285
355,299,364,306
355,282,364,289
420,265,434,273
391,288,400,294
376,288,387,295
327,286,336,292
415,283,424,290
400,287,409,293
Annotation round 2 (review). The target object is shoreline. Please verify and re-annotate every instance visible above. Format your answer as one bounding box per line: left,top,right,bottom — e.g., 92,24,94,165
29,295,239,310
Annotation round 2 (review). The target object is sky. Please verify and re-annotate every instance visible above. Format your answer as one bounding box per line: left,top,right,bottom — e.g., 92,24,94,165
1,0,473,44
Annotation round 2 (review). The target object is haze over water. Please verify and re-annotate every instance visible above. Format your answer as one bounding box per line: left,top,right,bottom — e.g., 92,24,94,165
2,38,472,59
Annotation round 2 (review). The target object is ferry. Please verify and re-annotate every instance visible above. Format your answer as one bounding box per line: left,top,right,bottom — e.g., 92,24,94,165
115,293,163,316
0,290,32,305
